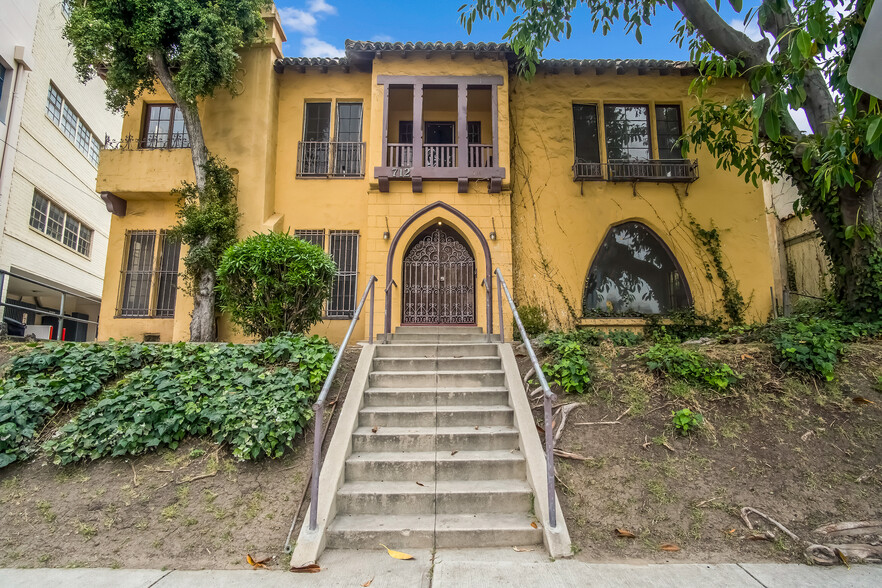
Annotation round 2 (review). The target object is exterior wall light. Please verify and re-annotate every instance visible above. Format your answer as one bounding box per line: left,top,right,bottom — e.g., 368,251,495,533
383,216,391,240
489,218,497,240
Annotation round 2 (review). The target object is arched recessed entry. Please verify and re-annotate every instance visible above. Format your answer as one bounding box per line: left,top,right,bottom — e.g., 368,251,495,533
582,221,692,315
402,224,476,324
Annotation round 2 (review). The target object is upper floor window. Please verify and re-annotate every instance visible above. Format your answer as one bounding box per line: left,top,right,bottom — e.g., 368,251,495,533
655,105,684,160
0,66,6,111
29,191,93,257
45,84,101,166
297,101,365,178
603,104,650,161
572,104,600,171
143,104,190,149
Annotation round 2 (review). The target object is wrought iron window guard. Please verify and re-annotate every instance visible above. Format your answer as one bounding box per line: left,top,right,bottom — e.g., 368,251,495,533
104,133,191,150
297,141,366,178
573,159,699,182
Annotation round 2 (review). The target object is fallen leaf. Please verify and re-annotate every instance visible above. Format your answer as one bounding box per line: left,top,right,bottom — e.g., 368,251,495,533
450,450,458,456
530,521,538,529
726,529,736,535
615,528,636,538
380,544,414,560
660,543,680,552
416,481,425,487
747,533,773,541
246,554,270,569
290,563,321,573
362,578,374,587
853,396,875,405
512,546,535,552
835,547,850,568
536,425,545,434
475,426,479,430
741,354,755,360
371,426,378,434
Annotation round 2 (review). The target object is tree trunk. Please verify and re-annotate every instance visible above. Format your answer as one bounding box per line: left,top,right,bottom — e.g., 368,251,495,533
150,51,217,341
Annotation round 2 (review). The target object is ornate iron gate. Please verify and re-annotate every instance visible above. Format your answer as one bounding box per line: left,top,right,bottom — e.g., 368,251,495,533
402,226,476,324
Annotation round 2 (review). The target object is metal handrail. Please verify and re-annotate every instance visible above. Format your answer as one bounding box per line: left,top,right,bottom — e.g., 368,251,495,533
494,268,557,529
307,275,377,533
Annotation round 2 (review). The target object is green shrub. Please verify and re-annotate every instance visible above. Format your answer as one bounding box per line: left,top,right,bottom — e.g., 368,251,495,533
0,341,160,468
543,340,592,394
514,305,549,340
672,408,704,435
641,341,740,391
216,232,337,339
770,319,844,381
645,309,723,342
43,334,334,464
604,330,643,346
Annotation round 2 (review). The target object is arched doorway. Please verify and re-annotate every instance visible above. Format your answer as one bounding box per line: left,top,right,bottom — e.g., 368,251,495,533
402,224,476,324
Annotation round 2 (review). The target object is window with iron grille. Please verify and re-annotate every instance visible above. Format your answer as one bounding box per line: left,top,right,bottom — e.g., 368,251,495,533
29,190,93,257
117,230,181,318
45,83,102,166
327,231,359,318
294,229,325,249
143,104,190,149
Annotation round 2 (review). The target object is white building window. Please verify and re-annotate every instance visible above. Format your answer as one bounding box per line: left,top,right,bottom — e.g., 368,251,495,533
45,83,102,166
29,191,93,257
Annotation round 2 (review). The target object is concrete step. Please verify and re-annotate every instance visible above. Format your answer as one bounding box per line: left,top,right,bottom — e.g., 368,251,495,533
364,387,510,407
345,450,525,482
374,343,499,359
352,426,519,452
326,513,542,549
336,480,533,515
369,370,506,389
358,405,514,427
435,514,543,548
372,356,502,372
395,326,484,334
386,333,497,344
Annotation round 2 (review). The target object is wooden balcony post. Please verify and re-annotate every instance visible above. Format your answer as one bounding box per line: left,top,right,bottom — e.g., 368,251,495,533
412,82,423,192
381,83,389,167
457,82,468,193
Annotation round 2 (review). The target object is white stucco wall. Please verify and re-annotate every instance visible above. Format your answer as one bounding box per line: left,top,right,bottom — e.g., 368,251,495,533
0,0,122,330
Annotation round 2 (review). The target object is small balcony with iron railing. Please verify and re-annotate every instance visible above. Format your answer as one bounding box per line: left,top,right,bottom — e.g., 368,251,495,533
97,132,195,199
374,76,506,194
573,158,699,183
296,141,366,178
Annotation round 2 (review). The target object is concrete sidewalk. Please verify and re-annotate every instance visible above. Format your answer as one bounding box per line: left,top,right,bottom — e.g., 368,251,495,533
1,548,880,587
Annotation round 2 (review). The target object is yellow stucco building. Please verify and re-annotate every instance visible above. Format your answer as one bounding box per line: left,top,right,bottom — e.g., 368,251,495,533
95,12,775,344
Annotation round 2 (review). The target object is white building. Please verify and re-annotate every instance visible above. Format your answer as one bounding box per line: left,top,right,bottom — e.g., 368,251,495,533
0,0,122,340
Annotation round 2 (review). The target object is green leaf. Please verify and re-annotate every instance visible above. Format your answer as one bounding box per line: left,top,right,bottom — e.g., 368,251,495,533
796,31,812,59
867,117,882,144
764,110,780,141
729,0,743,11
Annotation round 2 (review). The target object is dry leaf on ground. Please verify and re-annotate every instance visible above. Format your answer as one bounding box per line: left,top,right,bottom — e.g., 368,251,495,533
290,563,321,573
416,481,425,487
615,528,636,538
853,396,875,405
512,546,535,552
246,554,272,569
660,543,680,551
362,578,374,587
371,426,378,433
380,544,414,560
530,521,538,529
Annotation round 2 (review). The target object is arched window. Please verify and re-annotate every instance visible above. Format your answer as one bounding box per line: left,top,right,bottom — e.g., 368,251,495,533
582,222,691,315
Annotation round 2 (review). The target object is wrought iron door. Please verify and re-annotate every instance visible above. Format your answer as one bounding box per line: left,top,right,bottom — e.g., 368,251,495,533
402,226,476,324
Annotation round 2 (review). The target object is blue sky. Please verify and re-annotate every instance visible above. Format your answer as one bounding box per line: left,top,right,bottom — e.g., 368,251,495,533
275,0,760,60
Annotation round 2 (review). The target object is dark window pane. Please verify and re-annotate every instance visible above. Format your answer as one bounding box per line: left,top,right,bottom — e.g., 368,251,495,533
155,231,181,317
603,104,650,160
46,206,64,241
335,102,362,142
119,231,156,316
63,216,79,250
46,85,63,125
655,105,683,160
573,104,600,163
398,121,413,143
582,222,690,315
303,102,331,141
61,103,78,141
77,225,92,256
467,121,482,144
327,230,358,318
29,192,48,232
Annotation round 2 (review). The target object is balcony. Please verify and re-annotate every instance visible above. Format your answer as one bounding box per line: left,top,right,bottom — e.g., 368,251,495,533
297,141,366,178
573,159,699,183
97,134,194,200
374,75,505,193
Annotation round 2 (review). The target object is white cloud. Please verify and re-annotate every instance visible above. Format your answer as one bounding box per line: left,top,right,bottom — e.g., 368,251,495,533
308,0,337,15
302,37,345,57
279,7,318,35
371,34,395,43
728,17,763,42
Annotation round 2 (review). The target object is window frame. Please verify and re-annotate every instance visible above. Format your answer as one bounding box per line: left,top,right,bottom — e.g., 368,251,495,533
294,228,360,319
141,103,190,149
602,103,653,162
28,190,93,258
116,229,181,318
44,83,101,166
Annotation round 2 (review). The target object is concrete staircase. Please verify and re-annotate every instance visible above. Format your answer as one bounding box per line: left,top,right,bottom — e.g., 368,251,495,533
325,325,543,549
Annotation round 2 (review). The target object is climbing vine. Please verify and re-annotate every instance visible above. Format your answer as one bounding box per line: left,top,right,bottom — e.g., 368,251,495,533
167,156,240,299
689,219,746,325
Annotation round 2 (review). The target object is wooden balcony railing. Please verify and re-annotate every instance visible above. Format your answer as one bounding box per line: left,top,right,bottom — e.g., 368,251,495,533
387,143,414,168
297,141,366,178
468,144,494,168
573,159,699,183
423,144,457,168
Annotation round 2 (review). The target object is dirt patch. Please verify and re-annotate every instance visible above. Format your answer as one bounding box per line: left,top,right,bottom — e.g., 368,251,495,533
517,340,882,563
0,347,361,570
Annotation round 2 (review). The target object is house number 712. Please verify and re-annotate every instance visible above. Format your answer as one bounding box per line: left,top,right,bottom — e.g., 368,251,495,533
391,168,412,177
